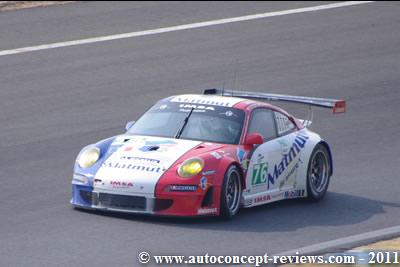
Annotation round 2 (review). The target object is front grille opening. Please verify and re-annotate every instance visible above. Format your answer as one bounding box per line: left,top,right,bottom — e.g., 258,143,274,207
97,193,146,210
154,199,173,212
201,187,213,207
79,190,92,204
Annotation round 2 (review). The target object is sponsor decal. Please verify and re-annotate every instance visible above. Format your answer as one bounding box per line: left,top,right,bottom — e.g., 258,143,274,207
251,154,268,186
279,159,301,189
267,134,309,189
225,110,233,116
284,190,305,198
102,162,162,173
254,194,271,203
220,110,239,118
179,103,215,111
210,151,222,159
109,180,134,188
199,177,208,190
144,140,177,145
197,207,217,215
171,96,232,107
216,150,230,157
251,192,284,205
242,159,250,172
237,147,250,170
224,110,235,117
120,156,160,165
241,159,250,171
202,170,216,176
251,162,268,186
169,185,197,192
139,139,177,152
236,148,246,164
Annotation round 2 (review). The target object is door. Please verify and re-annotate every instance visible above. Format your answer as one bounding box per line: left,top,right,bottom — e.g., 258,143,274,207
244,109,305,205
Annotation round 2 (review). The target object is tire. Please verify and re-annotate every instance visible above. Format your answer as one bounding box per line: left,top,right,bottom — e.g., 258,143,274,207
220,165,242,219
306,144,331,201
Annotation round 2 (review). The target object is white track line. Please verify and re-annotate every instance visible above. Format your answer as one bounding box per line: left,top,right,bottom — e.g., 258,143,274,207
0,1,374,57
277,225,400,256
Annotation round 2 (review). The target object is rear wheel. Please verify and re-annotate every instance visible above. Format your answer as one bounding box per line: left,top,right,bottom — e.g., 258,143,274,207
306,144,331,200
220,165,242,219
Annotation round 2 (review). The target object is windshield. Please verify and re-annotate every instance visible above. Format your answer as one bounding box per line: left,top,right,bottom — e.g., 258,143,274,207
127,101,245,144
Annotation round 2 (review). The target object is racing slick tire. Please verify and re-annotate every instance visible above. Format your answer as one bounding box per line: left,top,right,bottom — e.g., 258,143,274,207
306,144,332,201
220,165,242,219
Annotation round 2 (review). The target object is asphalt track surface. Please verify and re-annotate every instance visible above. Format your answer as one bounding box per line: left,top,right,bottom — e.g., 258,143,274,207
0,1,399,266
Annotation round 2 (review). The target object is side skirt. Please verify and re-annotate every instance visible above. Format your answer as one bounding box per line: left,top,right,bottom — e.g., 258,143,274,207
241,189,307,208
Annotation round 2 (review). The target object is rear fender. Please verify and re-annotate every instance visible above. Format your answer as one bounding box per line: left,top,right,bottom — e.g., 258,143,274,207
317,140,333,176
294,129,323,194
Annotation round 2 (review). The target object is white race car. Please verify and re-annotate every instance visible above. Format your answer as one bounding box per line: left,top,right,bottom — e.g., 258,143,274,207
71,89,345,218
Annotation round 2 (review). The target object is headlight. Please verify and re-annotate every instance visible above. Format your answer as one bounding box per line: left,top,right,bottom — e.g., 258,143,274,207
77,146,100,168
177,158,204,178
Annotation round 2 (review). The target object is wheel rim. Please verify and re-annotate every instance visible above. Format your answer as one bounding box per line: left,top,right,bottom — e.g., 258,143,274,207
310,151,329,193
226,170,240,213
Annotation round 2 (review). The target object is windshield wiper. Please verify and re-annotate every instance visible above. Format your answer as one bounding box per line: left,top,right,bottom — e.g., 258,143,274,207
175,107,195,139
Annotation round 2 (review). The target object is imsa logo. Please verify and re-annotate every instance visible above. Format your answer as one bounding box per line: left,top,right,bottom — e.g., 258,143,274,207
110,181,133,188
179,104,215,111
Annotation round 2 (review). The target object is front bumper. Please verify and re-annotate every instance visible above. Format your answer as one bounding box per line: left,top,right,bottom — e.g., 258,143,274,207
71,184,219,217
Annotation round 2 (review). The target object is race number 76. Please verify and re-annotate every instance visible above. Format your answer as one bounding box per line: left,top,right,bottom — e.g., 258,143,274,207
252,162,268,185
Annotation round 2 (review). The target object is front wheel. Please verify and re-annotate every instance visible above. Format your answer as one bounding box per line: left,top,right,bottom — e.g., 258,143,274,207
306,144,331,201
220,165,242,219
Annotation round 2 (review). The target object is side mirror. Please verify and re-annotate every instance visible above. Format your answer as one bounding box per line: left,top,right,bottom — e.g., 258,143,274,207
244,132,264,145
125,121,135,131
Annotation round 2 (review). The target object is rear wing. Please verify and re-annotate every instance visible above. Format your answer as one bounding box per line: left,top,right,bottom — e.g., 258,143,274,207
203,88,346,114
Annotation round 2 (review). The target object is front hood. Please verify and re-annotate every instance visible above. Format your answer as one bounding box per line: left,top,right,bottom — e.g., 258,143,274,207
93,135,201,196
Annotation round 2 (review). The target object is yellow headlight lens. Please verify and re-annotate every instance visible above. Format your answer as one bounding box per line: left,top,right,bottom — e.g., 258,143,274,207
78,147,100,168
178,158,204,178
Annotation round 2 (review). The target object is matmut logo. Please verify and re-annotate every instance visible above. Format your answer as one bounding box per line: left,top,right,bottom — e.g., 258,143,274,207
110,181,133,188
267,134,309,189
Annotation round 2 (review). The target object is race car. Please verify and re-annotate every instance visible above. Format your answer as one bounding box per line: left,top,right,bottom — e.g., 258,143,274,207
71,89,345,218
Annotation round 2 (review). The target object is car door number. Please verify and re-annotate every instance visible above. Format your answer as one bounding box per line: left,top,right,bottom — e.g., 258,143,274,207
251,162,268,186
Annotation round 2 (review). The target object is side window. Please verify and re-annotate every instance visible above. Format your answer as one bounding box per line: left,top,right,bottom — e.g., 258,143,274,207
274,111,296,136
248,109,277,142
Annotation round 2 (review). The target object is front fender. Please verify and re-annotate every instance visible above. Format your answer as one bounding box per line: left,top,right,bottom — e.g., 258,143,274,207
73,136,117,177
155,148,241,216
